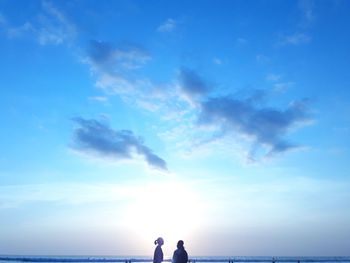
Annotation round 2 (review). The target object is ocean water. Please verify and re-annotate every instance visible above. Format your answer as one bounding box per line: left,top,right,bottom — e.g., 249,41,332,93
0,256,350,263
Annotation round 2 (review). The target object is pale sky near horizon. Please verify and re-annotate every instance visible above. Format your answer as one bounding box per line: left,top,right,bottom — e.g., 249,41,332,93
1,0,350,257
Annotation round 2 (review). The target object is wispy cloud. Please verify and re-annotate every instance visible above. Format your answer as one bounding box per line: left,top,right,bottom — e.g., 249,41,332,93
95,73,137,94
84,40,159,100
37,1,76,45
213,58,223,65
281,32,311,45
81,39,191,137
273,82,295,92
71,118,167,171
83,40,171,111
256,54,270,63
298,0,315,26
0,12,7,27
86,40,151,73
157,18,177,33
266,74,294,92
0,183,135,209
266,73,282,82
276,1,315,47
1,1,76,45
88,96,109,103
93,72,172,111
236,37,248,45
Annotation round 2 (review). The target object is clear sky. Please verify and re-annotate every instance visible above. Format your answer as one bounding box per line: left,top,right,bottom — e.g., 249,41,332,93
1,0,350,257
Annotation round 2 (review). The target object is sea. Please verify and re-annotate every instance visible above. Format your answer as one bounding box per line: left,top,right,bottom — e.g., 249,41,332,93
0,256,349,263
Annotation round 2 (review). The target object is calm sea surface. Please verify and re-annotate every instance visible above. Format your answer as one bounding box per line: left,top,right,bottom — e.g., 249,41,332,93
0,256,350,263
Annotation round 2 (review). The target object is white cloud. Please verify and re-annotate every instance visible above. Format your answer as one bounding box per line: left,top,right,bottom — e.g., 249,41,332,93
83,40,169,111
38,1,76,45
266,73,282,82
256,54,270,63
298,0,315,26
94,73,171,108
213,57,222,65
266,74,295,92
236,37,248,45
84,40,155,108
135,100,161,112
88,96,109,102
157,18,177,33
0,1,76,45
274,82,295,92
281,32,311,45
85,40,151,73
82,39,193,121
6,22,34,38
276,1,315,47
95,73,136,94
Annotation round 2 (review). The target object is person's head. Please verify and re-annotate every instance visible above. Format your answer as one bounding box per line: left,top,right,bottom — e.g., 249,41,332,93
155,237,164,246
177,240,184,249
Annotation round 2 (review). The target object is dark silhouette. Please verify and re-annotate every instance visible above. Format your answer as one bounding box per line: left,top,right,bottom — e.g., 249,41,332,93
153,237,164,263
172,240,188,263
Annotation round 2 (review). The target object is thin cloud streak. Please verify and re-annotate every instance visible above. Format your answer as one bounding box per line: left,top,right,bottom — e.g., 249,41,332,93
0,183,135,209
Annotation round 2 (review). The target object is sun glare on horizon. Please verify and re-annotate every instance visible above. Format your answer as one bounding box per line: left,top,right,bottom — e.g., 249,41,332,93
122,181,203,252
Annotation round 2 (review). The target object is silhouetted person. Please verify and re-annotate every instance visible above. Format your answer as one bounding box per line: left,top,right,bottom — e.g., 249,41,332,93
153,237,164,263
172,240,188,263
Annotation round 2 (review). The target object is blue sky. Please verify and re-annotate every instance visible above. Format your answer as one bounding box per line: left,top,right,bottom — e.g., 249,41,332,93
0,0,350,257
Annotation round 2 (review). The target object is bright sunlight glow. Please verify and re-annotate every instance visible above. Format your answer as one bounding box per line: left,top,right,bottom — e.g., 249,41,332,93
123,180,202,252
